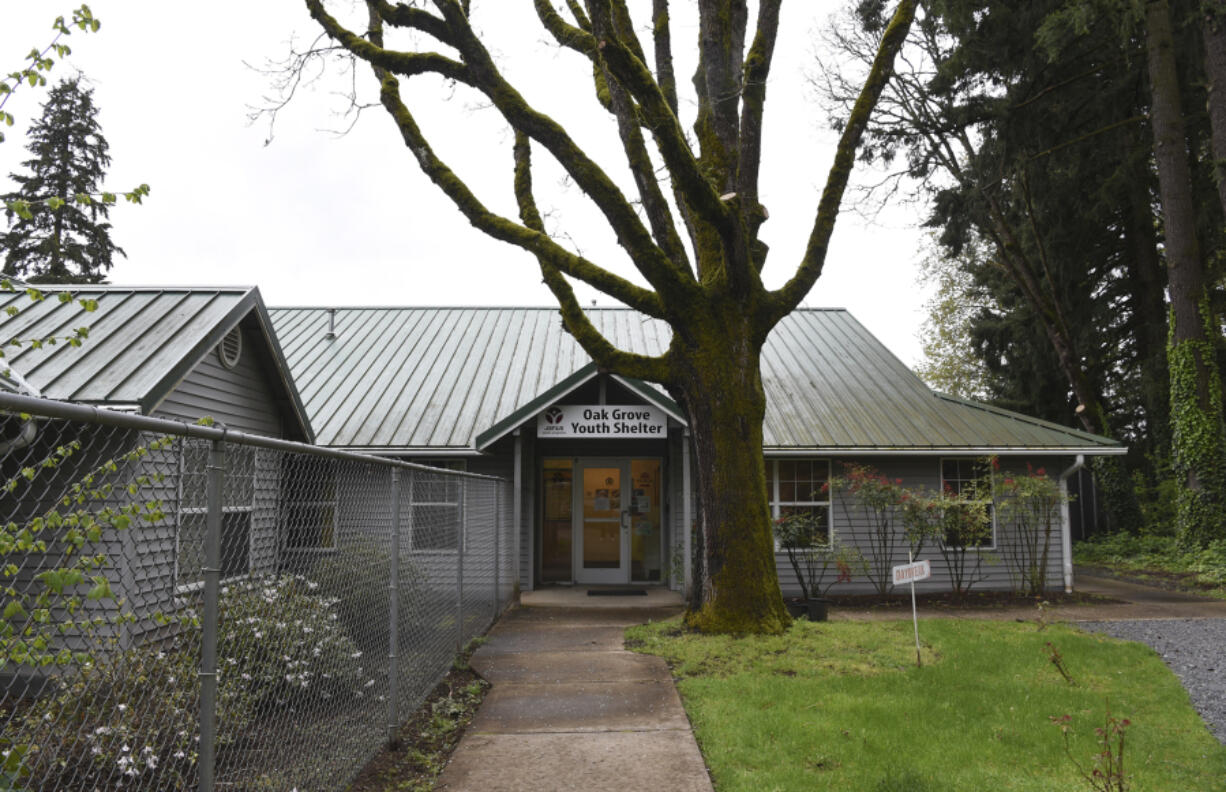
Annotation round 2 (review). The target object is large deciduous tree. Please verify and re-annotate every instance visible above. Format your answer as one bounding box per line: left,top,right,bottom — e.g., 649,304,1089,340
0,76,123,284
299,0,915,633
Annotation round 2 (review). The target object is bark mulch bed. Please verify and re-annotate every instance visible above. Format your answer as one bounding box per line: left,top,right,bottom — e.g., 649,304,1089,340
826,589,1118,610
345,658,489,792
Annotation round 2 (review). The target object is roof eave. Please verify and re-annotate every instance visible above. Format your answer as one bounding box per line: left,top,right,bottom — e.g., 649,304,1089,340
764,445,1127,457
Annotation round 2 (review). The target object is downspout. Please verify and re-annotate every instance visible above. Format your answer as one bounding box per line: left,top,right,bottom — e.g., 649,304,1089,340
1059,455,1086,593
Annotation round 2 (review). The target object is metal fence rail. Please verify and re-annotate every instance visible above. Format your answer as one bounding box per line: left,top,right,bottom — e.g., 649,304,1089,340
0,393,515,791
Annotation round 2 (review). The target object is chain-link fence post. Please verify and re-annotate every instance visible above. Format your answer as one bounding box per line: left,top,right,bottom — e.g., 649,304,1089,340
494,483,501,619
387,468,401,748
198,438,226,792
456,478,466,654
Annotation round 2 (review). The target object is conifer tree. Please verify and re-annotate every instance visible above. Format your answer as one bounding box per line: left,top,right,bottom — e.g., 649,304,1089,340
1,75,123,284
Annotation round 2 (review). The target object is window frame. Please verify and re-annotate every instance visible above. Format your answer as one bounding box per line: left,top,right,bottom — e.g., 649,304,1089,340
938,457,997,551
279,455,339,553
174,442,256,593
408,459,468,553
767,458,834,549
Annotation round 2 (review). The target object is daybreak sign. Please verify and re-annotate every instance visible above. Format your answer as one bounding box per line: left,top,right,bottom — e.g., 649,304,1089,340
537,405,667,439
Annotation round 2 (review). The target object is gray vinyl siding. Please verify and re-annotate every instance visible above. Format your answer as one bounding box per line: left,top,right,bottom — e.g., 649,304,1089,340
772,455,1070,597
153,323,284,438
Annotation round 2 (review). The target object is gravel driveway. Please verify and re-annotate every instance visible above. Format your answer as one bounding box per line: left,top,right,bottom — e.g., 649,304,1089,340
1078,618,1226,744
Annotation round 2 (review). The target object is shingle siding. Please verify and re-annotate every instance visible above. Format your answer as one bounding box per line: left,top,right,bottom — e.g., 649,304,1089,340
153,324,284,438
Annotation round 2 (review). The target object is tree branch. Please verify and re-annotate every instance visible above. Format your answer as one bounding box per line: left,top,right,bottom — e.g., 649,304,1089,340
514,132,672,382
737,0,782,231
305,0,471,83
768,0,916,325
587,4,693,274
427,0,691,298
372,1,454,45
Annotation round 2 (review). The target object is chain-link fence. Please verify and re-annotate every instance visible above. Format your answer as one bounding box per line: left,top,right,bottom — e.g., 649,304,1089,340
0,393,515,791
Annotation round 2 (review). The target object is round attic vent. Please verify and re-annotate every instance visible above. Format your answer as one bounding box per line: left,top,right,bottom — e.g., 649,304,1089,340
218,326,243,369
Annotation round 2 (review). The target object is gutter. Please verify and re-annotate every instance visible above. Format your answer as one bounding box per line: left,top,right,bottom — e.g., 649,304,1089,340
1059,454,1086,593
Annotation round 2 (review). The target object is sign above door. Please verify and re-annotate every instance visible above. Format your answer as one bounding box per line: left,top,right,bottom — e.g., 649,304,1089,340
537,404,667,439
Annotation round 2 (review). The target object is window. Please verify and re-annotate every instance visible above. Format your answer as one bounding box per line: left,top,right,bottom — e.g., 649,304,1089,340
409,460,466,551
766,459,832,546
176,443,255,589
940,458,995,549
280,455,337,550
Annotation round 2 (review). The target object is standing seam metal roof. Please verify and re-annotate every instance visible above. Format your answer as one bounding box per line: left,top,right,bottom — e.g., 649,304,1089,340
267,306,1122,454
0,285,312,440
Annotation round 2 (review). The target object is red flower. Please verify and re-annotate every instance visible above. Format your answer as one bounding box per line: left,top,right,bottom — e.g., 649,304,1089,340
1036,467,1046,476
895,478,903,485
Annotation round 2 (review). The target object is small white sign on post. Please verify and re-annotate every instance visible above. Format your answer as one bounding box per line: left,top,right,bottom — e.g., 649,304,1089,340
892,559,931,586
893,558,931,668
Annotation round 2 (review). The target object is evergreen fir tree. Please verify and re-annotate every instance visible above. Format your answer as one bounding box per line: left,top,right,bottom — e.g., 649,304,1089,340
0,76,123,284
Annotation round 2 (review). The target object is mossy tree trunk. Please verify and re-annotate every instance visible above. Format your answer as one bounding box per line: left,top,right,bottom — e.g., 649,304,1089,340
1146,0,1226,547
666,305,787,633
303,0,916,632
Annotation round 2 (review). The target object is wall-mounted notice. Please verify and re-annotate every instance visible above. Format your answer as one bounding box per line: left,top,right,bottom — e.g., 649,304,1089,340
537,405,667,439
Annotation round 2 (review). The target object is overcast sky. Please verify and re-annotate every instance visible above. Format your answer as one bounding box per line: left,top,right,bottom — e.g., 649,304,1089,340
0,2,932,366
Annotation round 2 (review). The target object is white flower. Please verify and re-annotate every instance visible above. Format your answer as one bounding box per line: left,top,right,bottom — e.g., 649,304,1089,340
117,704,127,712
174,751,186,760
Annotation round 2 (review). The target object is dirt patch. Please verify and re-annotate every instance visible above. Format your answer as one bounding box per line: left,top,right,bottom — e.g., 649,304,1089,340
1078,565,1226,597
346,663,489,792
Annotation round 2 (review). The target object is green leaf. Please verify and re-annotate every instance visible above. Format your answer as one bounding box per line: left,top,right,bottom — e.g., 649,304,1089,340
2,600,27,622
45,196,64,210
86,576,112,601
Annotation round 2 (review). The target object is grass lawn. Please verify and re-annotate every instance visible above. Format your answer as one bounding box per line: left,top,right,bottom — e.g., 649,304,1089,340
626,619,1226,791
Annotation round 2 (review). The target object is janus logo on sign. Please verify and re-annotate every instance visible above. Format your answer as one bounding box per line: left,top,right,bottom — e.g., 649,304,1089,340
892,559,931,586
536,404,667,438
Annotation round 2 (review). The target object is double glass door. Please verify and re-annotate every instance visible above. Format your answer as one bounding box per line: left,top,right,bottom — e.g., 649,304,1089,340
540,458,663,585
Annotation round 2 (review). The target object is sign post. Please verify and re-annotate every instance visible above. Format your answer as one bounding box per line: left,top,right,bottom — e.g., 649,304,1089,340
892,557,931,667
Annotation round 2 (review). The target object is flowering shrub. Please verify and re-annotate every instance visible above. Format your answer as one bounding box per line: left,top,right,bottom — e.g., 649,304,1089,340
772,512,866,600
4,628,231,791
831,464,907,595
3,574,371,790
216,574,373,712
996,464,1067,596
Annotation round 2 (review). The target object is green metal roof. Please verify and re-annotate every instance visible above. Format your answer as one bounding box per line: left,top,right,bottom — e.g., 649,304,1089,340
268,306,1123,455
0,285,312,439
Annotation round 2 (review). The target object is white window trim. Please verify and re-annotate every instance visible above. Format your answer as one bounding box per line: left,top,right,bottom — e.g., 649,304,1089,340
173,442,257,594
768,458,835,548
408,460,468,553
938,457,997,552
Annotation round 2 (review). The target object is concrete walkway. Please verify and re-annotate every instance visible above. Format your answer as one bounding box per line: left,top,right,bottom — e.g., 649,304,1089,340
435,596,713,792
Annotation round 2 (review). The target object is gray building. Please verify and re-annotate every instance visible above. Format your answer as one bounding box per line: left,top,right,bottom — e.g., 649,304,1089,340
268,306,1123,598
0,286,313,651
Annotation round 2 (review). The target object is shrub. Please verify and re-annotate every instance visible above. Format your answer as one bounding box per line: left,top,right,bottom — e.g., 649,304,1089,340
4,574,372,790
215,574,373,712
4,628,234,791
996,465,1067,596
772,513,866,600
310,536,422,656
832,464,906,595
